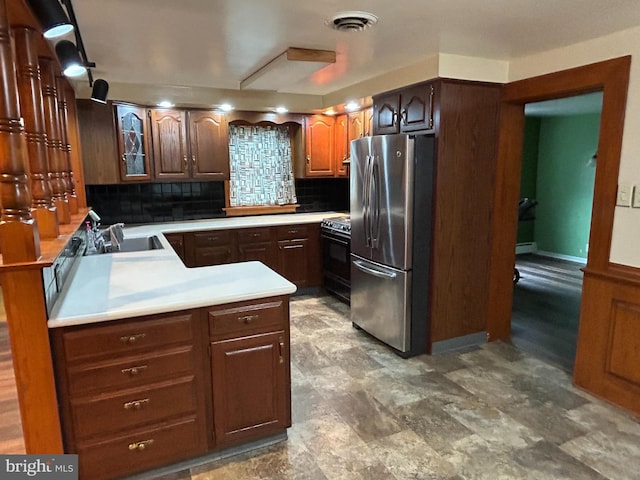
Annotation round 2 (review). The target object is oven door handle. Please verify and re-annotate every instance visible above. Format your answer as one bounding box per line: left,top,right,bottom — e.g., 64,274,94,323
352,259,397,280
321,233,350,245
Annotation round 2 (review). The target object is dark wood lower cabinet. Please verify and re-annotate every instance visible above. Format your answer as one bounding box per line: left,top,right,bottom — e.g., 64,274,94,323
211,331,289,447
179,223,322,288
52,295,292,480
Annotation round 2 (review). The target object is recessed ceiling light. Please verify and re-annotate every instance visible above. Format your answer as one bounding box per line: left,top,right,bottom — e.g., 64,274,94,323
274,106,288,114
157,101,174,108
345,101,360,111
327,11,378,32
220,103,233,112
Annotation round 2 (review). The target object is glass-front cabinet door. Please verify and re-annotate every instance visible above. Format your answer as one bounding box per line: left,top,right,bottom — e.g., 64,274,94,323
115,104,152,181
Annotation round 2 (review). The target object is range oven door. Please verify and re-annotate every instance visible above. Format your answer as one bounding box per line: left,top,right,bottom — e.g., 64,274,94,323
321,229,351,303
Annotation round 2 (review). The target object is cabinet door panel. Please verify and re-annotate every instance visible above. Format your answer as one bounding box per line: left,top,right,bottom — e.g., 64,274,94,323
373,93,399,135
277,239,309,287
151,109,189,180
211,331,289,447
237,242,279,272
348,111,365,141
304,115,334,177
334,114,348,177
400,83,435,132
115,104,152,182
194,246,235,267
188,111,230,180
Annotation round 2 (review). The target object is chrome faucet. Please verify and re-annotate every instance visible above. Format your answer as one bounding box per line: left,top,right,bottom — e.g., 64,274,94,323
107,223,125,251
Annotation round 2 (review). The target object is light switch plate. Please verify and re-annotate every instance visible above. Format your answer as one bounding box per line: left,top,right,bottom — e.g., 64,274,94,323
632,185,640,208
617,183,632,207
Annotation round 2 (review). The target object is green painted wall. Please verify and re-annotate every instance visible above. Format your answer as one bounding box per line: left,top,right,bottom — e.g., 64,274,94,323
534,113,600,259
517,118,540,243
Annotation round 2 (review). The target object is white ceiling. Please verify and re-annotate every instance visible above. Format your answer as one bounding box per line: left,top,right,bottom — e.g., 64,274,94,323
70,0,640,99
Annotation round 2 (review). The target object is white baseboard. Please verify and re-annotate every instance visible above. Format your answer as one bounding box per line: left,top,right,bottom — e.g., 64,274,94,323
516,242,537,254
536,250,587,264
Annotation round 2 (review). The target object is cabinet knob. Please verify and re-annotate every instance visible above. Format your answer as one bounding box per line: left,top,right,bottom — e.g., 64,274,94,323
120,333,146,344
123,398,150,410
279,338,285,364
121,365,148,376
183,155,188,167
306,155,310,165
121,154,127,163
128,439,154,451
238,314,258,324
192,154,196,166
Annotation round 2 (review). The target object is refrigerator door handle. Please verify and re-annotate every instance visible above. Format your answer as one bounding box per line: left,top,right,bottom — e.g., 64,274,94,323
371,155,380,249
363,154,373,247
353,259,397,280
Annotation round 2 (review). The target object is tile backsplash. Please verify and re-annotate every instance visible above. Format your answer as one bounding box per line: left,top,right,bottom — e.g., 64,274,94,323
85,179,349,225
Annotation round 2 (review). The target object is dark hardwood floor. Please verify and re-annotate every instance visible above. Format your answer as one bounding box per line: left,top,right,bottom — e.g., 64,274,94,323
511,253,584,372
0,317,25,454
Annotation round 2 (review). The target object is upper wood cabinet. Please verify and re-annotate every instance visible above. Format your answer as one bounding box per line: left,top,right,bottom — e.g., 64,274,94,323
150,109,230,181
304,115,335,177
373,82,435,135
150,109,190,180
188,111,230,180
334,114,348,177
77,99,119,185
333,107,373,178
115,104,153,182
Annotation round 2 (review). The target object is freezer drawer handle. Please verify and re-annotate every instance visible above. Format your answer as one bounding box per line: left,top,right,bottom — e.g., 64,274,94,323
353,260,397,280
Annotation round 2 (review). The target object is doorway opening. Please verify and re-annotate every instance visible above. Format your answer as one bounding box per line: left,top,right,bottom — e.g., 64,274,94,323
510,93,602,371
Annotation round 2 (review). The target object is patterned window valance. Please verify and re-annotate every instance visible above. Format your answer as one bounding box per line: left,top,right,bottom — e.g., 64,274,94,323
228,124,297,207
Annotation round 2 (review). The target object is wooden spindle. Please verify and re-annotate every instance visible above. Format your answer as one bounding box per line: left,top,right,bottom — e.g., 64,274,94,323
12,25,59,238
0,1,40,262
55,75,78,214
38,56,69,224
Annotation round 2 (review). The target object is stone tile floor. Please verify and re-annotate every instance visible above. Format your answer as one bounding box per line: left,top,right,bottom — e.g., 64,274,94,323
163,295,640,480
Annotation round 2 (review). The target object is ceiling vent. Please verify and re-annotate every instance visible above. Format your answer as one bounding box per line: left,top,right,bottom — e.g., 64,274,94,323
327,11,378,32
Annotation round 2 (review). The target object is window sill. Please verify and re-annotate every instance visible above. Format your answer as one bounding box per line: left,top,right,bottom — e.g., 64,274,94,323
223,204,300,217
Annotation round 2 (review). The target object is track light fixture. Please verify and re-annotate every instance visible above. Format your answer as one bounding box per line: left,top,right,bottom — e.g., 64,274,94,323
27,0,74,39
90,79,109,103
55,40,86,77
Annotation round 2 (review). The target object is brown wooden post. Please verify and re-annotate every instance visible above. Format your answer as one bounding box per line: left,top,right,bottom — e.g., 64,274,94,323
12,25,59,239
38,56,69,224
64,84,87,208
0,0,63,454
0,1,40,262
56,75,78,213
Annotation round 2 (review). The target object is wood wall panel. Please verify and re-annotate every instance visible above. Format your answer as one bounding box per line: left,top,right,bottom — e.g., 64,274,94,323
574,269,640,416
430,80,501,343
606,301,640,386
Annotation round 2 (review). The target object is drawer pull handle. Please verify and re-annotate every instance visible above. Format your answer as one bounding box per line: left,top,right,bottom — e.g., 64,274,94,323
238,314,258,324
121,365,148,376
251,233,260,237
129,439,154,451
279,338,285,364
288,229,298,234
120,333,146,344
124,398,150,410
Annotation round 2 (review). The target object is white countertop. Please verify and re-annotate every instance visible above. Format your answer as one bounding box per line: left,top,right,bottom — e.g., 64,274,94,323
47,212,339,328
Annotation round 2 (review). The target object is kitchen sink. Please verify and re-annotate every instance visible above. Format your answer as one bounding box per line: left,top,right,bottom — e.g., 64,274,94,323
103,235,164,253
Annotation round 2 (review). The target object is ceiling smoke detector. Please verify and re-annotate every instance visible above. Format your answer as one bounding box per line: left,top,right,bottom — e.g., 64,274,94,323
327,11,378,32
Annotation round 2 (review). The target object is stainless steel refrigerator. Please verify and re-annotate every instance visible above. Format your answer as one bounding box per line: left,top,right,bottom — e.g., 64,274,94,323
350,134,435,357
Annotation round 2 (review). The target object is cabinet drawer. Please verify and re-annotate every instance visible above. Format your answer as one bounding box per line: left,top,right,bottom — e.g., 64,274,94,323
193,230,230,247
208,299,285,339
67,346,194,396
71,376,197,439
194,245,235,266
276,224,311,240
237,227,273,243
62,313,193,362
77,416,206,480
